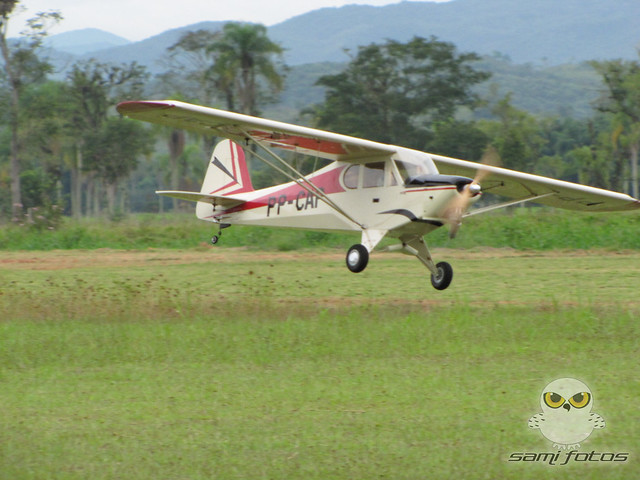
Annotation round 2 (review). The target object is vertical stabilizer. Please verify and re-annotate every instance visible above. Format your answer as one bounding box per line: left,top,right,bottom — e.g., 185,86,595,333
201,139,254,196
196,139,253,221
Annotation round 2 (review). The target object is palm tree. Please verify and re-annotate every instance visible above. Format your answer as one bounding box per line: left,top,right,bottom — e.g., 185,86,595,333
209,23,285,116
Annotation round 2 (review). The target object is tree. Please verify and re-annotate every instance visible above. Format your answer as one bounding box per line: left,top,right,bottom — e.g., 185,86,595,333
67,60,147,130
18,80,73,210
592,58,640,124
164,23,286,192
312,36,490,149
209,23,286,115
591,57,640,196
477,94,545,173
164,29,223,107
66,59,149,216
83,117,152,215
0,2,61,219
167,23,286,116
534,116,598,183
426,120,488,162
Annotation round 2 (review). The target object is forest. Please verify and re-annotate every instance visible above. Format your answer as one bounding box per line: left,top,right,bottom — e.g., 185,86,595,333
1,3,640,227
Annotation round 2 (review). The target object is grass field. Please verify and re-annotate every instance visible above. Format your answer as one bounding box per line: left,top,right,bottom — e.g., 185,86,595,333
1,247,639,479
2,208,640,251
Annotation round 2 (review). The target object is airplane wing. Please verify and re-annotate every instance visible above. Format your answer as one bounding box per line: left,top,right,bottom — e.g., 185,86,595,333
118,100,640,213
116,100,396,161
431,153,640,212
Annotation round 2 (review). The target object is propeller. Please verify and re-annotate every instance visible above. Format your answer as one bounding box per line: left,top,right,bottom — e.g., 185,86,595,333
444,146,500,239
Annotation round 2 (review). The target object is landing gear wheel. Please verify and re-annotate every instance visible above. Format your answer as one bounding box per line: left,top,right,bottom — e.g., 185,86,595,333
346,244,369,273
431,261,453,290
211,235,219,245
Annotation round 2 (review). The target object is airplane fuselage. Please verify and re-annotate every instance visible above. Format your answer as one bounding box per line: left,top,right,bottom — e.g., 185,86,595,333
196,155,474,240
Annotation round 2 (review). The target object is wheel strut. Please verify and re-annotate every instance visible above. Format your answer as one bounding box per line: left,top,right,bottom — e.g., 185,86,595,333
386,236,454,290
210,223,231,246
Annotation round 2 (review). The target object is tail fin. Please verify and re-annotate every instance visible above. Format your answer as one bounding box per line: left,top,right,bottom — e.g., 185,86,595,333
201,139,254,196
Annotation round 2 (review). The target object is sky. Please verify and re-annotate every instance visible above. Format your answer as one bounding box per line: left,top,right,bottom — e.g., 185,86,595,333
8,0,452,42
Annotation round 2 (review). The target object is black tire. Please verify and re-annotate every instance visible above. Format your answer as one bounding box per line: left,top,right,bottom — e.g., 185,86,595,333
211,235,219,245
431,261,453,290
346,244,369,273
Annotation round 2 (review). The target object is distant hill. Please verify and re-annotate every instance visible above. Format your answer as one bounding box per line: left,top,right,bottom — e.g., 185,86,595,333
77,22,225,71
45,28,131,56
44,0,640,73
269,0,640,65
36,0,638,119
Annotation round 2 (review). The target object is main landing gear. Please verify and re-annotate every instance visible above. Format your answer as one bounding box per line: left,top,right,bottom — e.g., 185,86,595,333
430,261,453,291
346,236,454,291
346,244,369,273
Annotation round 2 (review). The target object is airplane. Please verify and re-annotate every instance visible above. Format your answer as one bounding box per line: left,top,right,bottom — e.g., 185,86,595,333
116,100,640,290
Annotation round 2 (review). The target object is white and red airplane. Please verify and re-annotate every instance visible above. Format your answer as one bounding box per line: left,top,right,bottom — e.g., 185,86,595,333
117,100,640,290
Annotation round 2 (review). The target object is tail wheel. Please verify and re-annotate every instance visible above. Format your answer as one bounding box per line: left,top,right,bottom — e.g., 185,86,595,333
211,223,230,246
346,244,369,273
431,261,453,290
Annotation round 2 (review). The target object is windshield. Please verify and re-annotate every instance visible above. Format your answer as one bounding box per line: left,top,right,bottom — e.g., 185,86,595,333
393,151,437,183
395,160,428,182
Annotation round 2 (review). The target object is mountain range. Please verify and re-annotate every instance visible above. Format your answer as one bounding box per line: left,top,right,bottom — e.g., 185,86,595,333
34,0,639,119
44,0,639,70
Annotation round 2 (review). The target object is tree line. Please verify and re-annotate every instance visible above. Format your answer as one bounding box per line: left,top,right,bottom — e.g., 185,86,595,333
1,1,639,225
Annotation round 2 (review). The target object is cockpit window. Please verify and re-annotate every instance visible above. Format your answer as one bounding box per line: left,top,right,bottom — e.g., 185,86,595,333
344,161,400,188
343,164,360,189
362,162,385,188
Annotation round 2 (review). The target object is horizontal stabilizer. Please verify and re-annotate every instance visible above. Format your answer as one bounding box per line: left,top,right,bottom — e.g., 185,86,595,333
156,190,245,208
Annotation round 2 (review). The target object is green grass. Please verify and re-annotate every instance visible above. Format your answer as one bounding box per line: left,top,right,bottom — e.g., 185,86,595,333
1,208,640,251
1,250,639,479
0,213,360,251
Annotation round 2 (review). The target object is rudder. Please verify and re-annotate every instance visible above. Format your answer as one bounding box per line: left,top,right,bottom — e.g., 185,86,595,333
201,139,254,196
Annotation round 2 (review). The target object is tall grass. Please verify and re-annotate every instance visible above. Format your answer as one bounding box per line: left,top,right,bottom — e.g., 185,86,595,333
1,208,639,251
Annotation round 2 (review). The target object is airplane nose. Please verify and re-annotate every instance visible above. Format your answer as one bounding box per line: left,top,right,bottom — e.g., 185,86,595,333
563,403,571,412
468,183,481,196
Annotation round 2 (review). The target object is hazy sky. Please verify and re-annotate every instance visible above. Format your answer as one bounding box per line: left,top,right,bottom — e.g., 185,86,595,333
8,0,452,41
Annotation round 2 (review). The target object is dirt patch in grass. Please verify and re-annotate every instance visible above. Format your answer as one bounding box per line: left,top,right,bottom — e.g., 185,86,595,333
0,248,301,271
1,247,638,271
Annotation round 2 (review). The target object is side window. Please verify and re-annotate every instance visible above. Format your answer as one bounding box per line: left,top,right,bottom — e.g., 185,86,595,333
343,164,360,189
362,162,385,188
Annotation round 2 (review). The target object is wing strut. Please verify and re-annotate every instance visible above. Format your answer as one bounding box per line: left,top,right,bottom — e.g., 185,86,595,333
464,193,554,217
242,130,366,230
